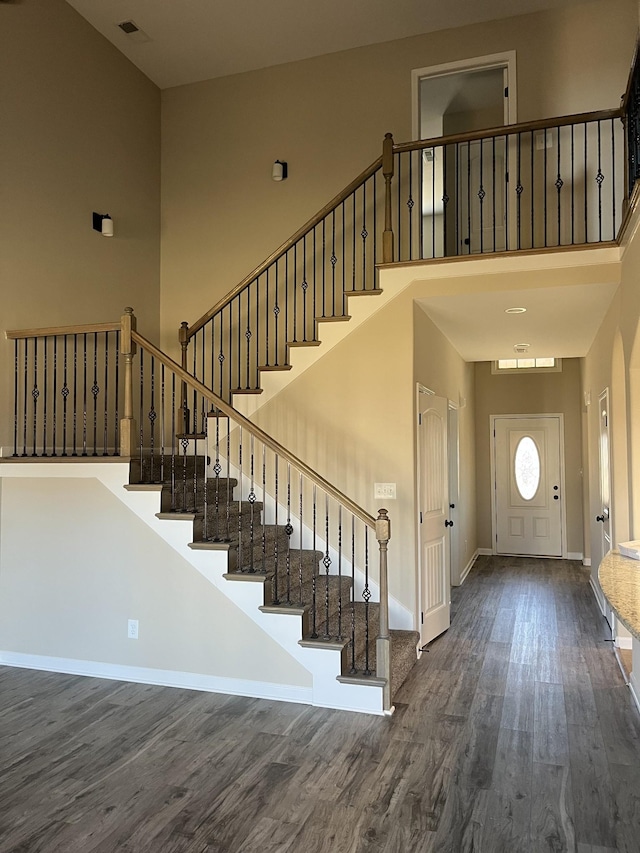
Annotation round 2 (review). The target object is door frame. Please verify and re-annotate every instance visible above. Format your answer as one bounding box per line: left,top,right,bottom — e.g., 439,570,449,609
411,51,518,141
489,413,568,558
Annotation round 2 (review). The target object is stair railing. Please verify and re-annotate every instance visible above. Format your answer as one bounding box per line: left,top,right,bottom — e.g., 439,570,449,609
178,152,387,409
181,108,632,409
6,309,394,710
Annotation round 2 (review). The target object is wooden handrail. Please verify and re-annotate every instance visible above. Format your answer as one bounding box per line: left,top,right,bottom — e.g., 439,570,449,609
186,155,383,339
620,38,640,116
6,321,120,340
393,108,623,155
131,329,377,529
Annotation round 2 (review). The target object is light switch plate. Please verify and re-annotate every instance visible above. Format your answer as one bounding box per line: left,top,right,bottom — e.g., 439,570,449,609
374,483,396,500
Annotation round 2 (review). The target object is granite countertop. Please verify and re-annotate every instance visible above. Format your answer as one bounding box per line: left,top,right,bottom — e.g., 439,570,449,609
598,550,640,641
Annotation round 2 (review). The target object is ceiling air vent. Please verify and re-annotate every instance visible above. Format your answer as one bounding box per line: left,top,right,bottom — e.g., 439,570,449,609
118,20,140,34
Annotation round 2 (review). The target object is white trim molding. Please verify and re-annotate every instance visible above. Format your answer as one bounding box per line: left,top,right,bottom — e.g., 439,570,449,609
0,652,314,705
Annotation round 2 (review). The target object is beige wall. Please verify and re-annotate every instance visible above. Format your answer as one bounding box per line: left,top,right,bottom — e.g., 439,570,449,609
0,475,311,688
0,0,161,452
160,0,636,352
474,359,584,554
413,303,477,584
246,278,476,621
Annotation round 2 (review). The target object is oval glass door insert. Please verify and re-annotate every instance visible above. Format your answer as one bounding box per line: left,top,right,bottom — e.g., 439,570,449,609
514,436,540,500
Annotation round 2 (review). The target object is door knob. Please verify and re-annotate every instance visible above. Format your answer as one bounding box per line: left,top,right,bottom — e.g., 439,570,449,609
445,519,454,527
596,515,605,522
553,495,559,500
449,503,455,509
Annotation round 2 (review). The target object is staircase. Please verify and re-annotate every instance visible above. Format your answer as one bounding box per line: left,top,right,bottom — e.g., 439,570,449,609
129,446,419,704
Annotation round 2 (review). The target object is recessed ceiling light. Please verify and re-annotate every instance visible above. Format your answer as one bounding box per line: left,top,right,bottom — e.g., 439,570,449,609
505,307,527,314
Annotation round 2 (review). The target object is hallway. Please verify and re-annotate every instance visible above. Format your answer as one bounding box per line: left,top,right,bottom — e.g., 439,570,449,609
1,556,638,852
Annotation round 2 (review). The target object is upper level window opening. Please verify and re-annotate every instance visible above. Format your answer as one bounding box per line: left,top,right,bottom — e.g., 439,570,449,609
492,358,561,374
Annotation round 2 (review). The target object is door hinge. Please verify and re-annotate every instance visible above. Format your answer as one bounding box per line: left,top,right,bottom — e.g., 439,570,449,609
421,611,424,625
420,511,423,523
418,413,422,425
504,86,508,97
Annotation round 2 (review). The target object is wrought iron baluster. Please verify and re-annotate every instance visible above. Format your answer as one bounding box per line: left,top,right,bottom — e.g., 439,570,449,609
530,131,535,248
82,333,88,456
42,336,48,455
311,484,317,638
571,124,575,245
265,269,270,366
90,332,98,455
492,137,496,252
323,494,331,639
23,338,28,456
419,147,425,259
612,119,617,238
114,331,120,456
350,515,356,673
466,140,471,255
544,129,548,248
72,335,78,456
62,336,68,456
516,133,522,249
261,443,267,573
597,120,603,243
556,127,563,246
285,463,292,602
443,145,449,259
139,348,144,475
455,143,460,255
331,210,336,318
31,337,38,456
341,203,346,311
192,405,198,519
351,191,356,293
226,417,231,542
149,355,156,480
238,425,244,571
248,434,256,573
102,333,109,455
285,250,289,353
245,286,251,390
293,244,298,342
302,238,308,343
171,373,177,511
504,133,509,251
160,363,165,486
298,472,304,604
479,139,484,254
396,153,402,260
584,124,588,242
13,340,19,456
321,217,326,318
432,147,436,258
274,262,280,368
373,171,377,266
361,181,367,289
274,453,280,594
312,227,317,325
218,311,225,405
363,526,371,675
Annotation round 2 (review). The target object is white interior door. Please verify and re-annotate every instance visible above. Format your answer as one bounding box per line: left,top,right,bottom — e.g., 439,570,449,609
597,389,612,556
418,393,451,645
493,415,563,556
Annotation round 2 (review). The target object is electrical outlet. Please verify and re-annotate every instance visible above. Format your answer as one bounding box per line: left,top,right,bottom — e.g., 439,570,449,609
374,483,396,500
127,619,139,640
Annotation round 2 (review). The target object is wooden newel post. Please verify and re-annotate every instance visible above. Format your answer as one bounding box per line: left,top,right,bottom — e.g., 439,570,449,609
376,507,392,711
382,133,395,264
120,307,137,458
178,321,190,435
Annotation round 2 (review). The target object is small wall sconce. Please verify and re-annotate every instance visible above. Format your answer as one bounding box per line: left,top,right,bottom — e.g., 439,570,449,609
272,160,288,181
93,212,113,237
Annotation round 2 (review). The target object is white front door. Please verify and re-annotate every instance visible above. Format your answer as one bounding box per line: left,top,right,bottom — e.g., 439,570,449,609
418,393,451,645
493,415,564,556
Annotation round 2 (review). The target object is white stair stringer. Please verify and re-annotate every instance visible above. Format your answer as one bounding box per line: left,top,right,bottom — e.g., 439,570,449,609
234,282,407,419
93,462,388,715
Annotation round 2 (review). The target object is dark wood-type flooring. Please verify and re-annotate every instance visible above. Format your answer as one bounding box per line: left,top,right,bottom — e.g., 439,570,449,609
1,556,639,852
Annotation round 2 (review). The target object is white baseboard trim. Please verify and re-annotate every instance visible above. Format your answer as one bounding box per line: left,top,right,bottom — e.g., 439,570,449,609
615,636,633,650
583,557,591,567
458,550,480,585
0,652,313,706
477,548,493,556
567,552,583,561
629,672,640,715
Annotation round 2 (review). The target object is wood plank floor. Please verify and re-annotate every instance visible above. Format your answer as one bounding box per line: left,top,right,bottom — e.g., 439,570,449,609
1,556,639,852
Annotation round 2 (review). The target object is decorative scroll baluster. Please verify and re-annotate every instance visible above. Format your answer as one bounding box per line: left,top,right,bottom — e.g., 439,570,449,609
42,336,48,455
148,355,156,480
350,515,356,673
285,463,292,602
238,426,244,571
102,333,109,455
298,472,304,604
261,443,267,573
597,120,604,243
363,526,371,676
337,505,343,641
556,127,563,246
323,494,331,639
82,333,87,456
248,434,256,573
31,337,38,456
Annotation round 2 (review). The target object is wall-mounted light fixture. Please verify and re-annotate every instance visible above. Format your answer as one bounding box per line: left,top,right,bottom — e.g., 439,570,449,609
272,160,288,181
93,212,113,237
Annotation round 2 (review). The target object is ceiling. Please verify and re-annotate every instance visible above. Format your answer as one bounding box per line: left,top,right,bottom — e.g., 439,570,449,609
65,0,586,90
416,281,619,362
